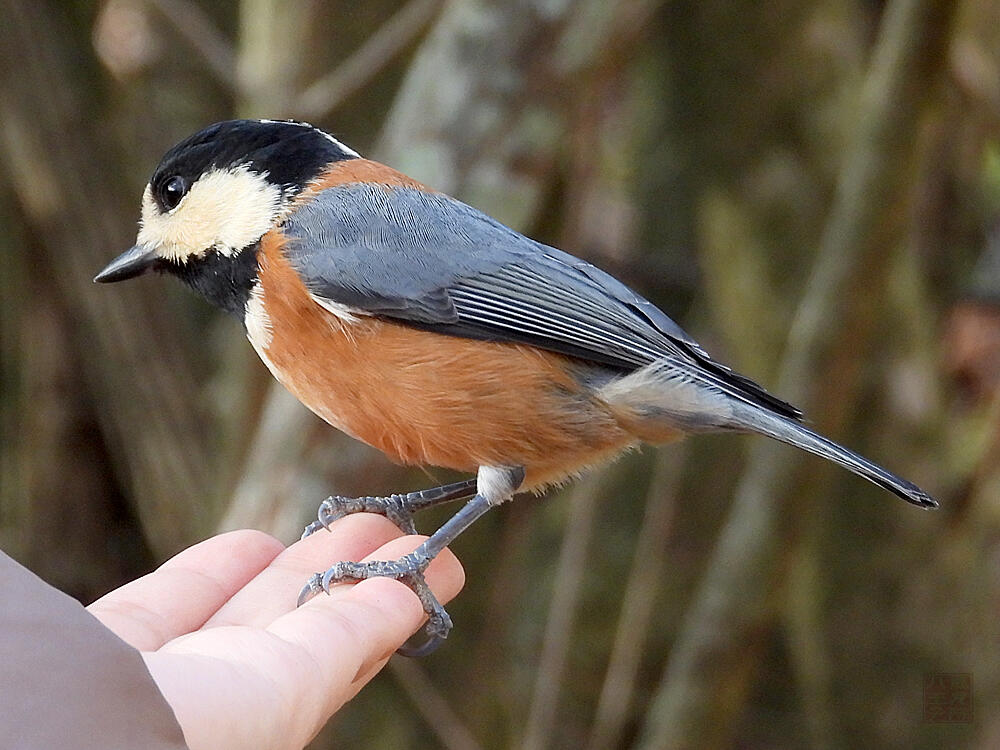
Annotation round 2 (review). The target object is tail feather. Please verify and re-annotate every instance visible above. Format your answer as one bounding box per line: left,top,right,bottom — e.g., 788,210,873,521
729,402,937,508
598,358,937,508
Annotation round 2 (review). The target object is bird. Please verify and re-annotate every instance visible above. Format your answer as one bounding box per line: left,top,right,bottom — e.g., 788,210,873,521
96,118,937,655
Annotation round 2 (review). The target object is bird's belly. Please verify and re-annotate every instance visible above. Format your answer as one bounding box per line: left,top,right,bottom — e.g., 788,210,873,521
247,235,637,489
255,314,636,487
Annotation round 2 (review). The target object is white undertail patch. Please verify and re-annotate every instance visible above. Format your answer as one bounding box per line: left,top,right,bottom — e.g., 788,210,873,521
599,359,736,432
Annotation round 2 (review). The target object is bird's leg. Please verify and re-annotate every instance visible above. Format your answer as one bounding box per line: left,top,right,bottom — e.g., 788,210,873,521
301,478,479,539
298,466,524,656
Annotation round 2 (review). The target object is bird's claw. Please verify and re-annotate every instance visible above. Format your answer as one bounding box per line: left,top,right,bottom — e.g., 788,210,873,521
295,551,452,657
296,573,325,607
301,493,419,540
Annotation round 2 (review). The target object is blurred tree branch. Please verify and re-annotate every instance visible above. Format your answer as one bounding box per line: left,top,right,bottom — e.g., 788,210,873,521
586,448,683,750
295,0,445,121
0,0,218,556
522,472,604,750
784,526,838,750
376,0,571,227
236,0,316,115
389,658,483,750
145,0,238,90
636,0,958,747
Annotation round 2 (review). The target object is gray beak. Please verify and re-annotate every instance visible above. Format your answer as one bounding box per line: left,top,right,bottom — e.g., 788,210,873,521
94,244,159,283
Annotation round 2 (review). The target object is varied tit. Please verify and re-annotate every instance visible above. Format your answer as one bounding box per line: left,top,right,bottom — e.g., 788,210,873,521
96,119,936,655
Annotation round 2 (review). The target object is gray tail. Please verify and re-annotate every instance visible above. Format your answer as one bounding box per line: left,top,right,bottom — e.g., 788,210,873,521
598,358,937,508
730,402,937,508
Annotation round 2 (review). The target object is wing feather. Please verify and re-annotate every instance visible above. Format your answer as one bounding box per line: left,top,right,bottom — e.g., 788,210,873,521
283,183,801,419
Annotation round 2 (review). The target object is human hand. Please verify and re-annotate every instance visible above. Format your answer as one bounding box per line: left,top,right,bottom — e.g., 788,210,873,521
88,515,464,750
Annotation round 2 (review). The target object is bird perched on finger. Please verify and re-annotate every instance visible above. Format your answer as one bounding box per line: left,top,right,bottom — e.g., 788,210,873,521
96,119,937,655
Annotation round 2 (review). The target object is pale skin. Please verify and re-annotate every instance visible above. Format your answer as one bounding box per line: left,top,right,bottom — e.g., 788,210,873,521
87,515,464,750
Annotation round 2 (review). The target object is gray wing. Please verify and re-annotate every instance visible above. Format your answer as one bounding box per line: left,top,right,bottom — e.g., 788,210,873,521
284,183,801,419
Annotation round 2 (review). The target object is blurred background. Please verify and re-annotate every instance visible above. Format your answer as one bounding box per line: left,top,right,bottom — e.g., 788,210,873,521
1,0,998,747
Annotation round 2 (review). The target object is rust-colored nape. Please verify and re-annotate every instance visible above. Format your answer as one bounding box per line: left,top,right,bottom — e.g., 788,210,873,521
303,159,434,196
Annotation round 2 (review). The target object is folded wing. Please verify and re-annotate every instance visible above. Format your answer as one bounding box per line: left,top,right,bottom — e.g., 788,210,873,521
283,183,801,420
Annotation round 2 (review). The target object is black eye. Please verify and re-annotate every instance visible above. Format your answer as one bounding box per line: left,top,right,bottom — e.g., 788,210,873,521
160,175,188,210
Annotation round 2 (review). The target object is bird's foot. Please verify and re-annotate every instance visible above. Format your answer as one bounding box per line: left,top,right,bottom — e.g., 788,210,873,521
296,550,452,657
297,475,519,657
300,479,479,540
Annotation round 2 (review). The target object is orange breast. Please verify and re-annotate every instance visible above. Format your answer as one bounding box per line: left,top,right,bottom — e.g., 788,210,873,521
247,229,636,490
